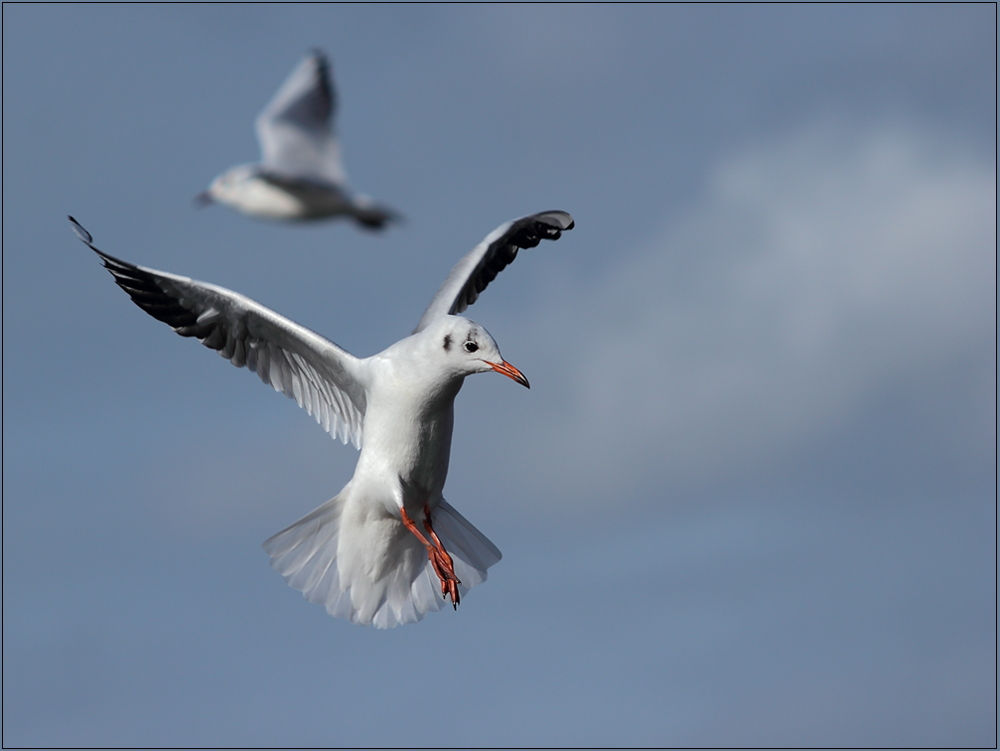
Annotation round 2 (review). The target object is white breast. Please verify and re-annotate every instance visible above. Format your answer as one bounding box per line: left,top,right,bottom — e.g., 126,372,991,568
215,173,306,219
353,352,461,515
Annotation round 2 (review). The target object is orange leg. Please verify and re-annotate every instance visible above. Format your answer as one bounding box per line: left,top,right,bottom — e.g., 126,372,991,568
423,505,461,607
399,506,461,608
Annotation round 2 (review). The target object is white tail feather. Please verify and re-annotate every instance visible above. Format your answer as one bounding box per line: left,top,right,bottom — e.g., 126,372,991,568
262,492,501,628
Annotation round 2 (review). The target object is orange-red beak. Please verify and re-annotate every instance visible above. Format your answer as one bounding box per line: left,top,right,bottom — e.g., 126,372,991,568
487,360,530,388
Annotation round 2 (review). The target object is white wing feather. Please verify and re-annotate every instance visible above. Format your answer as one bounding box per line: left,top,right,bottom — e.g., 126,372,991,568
71,217,366,447
255,51,346,185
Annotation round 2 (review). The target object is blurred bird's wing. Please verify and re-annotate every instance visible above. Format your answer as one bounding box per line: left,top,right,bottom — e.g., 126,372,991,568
255,51,347,186
413,211,575,333
70,217,367,447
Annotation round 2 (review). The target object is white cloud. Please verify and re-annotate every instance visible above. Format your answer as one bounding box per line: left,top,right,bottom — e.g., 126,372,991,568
511,122,996,505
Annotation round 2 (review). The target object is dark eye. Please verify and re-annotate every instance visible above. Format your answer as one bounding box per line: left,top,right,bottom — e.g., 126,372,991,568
464,341,479,353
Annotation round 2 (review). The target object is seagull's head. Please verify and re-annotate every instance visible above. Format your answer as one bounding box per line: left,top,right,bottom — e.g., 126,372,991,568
423,316,529,389
204,164,257,199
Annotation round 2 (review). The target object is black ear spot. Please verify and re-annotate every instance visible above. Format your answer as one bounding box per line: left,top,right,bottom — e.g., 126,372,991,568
464,341,479,353
443,334,452,352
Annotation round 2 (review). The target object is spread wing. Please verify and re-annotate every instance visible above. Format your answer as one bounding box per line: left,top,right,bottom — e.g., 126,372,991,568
413,211,575,333
70,217,367,447
255,51,346,186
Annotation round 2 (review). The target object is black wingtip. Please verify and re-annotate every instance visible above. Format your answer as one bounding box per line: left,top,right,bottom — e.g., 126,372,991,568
508,211,576,250
308,47,328,62
309,49,333,94
68,216,137,275
68,215,93,245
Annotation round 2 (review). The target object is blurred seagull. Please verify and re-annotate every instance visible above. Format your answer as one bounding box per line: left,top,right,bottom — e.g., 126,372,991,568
197,51,399,229
71,211,574,627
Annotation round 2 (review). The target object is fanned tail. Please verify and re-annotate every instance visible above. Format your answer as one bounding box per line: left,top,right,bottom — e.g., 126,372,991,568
432,499,502,590
262,492,501,629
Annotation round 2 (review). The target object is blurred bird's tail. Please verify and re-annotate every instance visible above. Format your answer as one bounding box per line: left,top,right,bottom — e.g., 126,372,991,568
349,197,401,230
262,491,500,628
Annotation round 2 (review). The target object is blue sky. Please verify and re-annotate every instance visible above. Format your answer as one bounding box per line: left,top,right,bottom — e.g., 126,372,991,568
3,4,995,747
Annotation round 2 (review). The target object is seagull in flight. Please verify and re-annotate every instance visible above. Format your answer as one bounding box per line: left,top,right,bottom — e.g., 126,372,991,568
197,51,399,229
71,211,574,627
